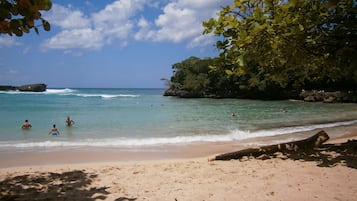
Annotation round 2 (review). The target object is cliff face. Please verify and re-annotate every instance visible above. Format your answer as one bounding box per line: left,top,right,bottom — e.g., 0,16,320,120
0,83,46,92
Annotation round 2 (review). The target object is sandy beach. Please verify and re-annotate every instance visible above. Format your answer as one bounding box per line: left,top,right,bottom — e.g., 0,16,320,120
1,126,356,201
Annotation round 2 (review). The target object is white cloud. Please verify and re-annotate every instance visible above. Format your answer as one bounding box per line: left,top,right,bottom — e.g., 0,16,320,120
135,0,232,48
0,37,22,48
134,17,155,40
43,28,103,50
154,4,199,42
41,0,231,50
42,0,146,50
42,4,97,50
64,50,83,57
45,4,91,29
22,46,31,55
91,0,147,45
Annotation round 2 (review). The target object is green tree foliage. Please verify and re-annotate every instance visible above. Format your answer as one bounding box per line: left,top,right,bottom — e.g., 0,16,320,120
203,0,357,92
0,0,52,36
168,56,242,97
170,56,212,93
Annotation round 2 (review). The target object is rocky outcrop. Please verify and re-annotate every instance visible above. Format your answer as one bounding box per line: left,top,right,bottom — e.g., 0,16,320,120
18,83,47,92
0,85,17,91
300,90,357,103
0,83,46,92
163,88,204,98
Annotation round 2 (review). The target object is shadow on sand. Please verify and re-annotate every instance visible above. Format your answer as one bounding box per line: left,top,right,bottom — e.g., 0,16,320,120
288,140,357,169
266,140,357,169
0,170,136,201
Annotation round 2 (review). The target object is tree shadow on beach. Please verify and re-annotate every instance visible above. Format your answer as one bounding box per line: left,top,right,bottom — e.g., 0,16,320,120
0,170,110,201
275,140,357,169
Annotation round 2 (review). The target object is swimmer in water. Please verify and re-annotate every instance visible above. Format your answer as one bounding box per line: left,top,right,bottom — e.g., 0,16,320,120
21,120,32,129
49,124,60,136
66,116,75,126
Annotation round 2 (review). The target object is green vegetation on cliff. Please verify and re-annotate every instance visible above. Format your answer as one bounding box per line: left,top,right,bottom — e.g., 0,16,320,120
165,0,356,99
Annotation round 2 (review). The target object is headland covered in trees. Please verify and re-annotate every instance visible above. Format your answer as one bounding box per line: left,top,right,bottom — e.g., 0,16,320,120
164,0,356,103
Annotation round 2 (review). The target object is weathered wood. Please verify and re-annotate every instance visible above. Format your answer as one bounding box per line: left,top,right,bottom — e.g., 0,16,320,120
213,130,330,161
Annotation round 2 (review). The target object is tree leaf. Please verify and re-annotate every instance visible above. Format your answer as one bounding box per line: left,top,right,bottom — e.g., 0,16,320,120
42,19,50,31
225,69,233,75
299,24,304,31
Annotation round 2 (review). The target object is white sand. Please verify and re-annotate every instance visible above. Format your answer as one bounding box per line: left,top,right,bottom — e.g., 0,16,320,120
1,156,356,201
0,127,356,201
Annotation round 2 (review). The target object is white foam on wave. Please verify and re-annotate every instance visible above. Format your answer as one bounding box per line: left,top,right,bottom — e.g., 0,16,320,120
48,89,140,99
0,88,140,99
75,93,139,99
44,88,75,94
1,120,356,149
230,119,357,140
0,88,75,95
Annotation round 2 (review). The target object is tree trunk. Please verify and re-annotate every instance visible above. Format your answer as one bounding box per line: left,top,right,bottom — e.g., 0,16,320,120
212,130,329,161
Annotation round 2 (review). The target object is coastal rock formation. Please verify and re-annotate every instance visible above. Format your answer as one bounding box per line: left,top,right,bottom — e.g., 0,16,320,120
300,90,357,103
164,87,357,103
18,84,47,92
163,88,204,98
0,83,46,92
0,85,17,91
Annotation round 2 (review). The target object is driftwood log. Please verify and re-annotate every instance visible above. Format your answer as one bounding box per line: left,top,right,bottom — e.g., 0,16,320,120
212,130,330,161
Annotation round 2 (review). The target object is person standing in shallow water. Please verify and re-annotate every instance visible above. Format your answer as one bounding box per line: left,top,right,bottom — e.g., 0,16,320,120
49,124,60,136
21,120,32,129
66,116,75,127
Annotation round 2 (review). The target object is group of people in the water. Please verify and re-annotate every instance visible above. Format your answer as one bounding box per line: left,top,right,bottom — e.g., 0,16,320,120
21,116,75,136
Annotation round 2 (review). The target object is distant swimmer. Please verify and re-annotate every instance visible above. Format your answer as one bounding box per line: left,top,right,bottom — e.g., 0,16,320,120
66,116,75,126
231,112,237,117
21,120,32,129
49,124,60,136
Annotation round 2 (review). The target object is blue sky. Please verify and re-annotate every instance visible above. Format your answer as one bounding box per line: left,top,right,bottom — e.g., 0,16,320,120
0,0,232,88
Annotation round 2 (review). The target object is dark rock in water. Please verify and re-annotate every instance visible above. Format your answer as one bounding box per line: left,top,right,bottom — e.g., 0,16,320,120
18,83,47,92
0,85,17,91
163,88,204,98
300,90,357,103
0,83,46,92
163,88,177,96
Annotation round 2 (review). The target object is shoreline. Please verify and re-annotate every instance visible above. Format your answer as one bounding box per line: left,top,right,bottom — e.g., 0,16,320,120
0,124,356,168
0,125,356,201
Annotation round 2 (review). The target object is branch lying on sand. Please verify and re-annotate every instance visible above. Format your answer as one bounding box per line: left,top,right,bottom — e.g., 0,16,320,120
211,130,330,161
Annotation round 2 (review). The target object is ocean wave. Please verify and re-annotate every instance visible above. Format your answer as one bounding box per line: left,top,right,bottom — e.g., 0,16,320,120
230,119,357,141
0,135,236,148
51,88,140,99
44,88,75,94
1,120,356,149
75,93,140,99
0,88,75,95
0,88,140,99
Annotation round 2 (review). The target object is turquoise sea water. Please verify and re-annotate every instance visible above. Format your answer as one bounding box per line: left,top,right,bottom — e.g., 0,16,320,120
0,88,357,149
